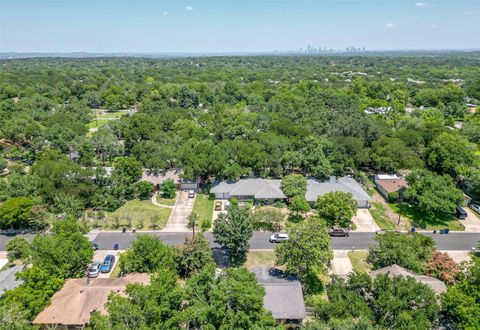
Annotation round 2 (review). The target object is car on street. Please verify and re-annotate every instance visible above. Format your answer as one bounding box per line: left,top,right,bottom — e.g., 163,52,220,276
188,190,195,198
88,262,101,278
100,255,115,273
470,204,480,213
215,201,222,211
269,233,289,243
327,227,349,237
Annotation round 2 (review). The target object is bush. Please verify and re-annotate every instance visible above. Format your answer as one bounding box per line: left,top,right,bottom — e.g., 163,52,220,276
0,197,35,230
425,251,459,285
6,237,30,262
201,218,212,232
161,179,176,199
272,200,287,208
387,191,399,203
251,208,284,231
135,181,155,200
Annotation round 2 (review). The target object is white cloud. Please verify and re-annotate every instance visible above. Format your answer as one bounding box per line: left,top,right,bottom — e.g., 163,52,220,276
430,23,439,28
185,6,193,11
163,11,169,16
464,10,479,15
384,22,396,29
415,2,431,8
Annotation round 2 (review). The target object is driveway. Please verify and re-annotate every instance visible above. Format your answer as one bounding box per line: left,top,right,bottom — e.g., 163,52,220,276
330,250,353,276
352,209,379,232
461,208,480,232
92,249,123,278
162,191,195,232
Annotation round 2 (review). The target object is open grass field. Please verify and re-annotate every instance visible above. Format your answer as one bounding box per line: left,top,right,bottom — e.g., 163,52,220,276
105,199,171,230
94,110,127,119
348,251,371,273
87,118,111,129
192,194,214,222
370,202,396,230
390,203,464,231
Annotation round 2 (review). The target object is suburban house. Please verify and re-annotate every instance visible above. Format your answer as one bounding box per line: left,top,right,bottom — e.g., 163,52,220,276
374,174,408,200
252,267,306,327
33,274,150,329
210,176,371,208
370,264,447,295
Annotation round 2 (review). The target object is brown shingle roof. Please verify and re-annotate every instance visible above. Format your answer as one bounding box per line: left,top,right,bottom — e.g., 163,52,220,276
33,273,150,327
376,178,408,193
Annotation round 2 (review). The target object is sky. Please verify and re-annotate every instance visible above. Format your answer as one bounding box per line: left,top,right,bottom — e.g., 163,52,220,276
1,0,479,53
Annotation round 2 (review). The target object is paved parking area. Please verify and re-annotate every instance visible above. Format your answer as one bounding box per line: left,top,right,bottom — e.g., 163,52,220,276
163,191,195,232
330,250,353,276
352,209,379,232
462,208,480,232
92,250,123,278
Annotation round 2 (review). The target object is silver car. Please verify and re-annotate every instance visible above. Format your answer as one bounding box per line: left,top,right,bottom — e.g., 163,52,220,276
269,233,289,243
88,262,101,278
470,204,480,213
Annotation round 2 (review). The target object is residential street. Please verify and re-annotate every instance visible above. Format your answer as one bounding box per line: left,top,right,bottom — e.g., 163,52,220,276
1,232,478,252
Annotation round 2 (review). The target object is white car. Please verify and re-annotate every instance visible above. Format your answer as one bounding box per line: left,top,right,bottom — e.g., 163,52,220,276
269,233,289,243
470,204,480,213
187,190,195,198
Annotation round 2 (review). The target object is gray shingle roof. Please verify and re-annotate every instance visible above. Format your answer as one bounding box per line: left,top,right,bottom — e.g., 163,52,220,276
305,177,371,202
0,265,24,295
251,267,306,320
370,264,447,295
211,179,287,200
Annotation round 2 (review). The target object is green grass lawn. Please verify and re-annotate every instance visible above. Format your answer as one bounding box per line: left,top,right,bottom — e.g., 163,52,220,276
87,118,111,129
245,251,276,268
348,251,371,273
105,199,171,230
156,196,176,206
94,110,127,119
192,194,214,223
370,202,396,230
390,203,464,231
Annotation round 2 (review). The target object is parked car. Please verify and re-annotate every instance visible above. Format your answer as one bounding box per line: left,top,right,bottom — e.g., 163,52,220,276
269,233,289,243
92,242,99,251
470,204,480,213
327,227,349,237
456,206,467,220
224,201,230,210
188,190,195,198
215,201,223,211
100,255,115,273
88,262,101,278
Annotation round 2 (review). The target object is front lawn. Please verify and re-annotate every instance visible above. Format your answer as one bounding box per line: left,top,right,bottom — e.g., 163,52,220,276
192,194,214,223
244,251,276,268
105,199,171,230
348,251,371,273
390,203,464,231
87,118,111,129
370,202,396,230
156,196,176,206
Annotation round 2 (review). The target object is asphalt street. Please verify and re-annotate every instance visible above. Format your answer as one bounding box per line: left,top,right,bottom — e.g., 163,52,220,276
0,232,478,252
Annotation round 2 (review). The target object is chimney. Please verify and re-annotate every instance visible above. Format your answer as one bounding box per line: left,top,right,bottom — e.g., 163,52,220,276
329,176,336,183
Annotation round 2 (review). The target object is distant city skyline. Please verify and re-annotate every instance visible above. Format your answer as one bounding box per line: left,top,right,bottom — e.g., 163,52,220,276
1,0,479,53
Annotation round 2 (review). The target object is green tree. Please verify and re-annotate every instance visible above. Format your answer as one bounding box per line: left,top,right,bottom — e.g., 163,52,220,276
112,156,142,184
405,169,464,215
0,156,7,172
161,178,176,199
441,256,480,329
275,217,332,278
6,237,30,262
315,191,357,228
0,197,35,230
367,232,435,273
178,233,214,277
134,181,154,200
281,174,307,198
370,137,423,171
119,235,177,274
213,203,253,265
427,132,475,178
0,302,35,330
289,195,310,220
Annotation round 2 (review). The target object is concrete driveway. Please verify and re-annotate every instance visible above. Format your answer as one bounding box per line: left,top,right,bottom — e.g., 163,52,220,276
352,209,379,232
462,208,480,232
162,191,195,232
330,250,353,276
92,250,123,278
